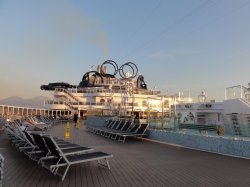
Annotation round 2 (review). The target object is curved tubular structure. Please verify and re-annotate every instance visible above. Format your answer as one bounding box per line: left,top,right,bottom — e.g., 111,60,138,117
79,71,103,87
41,60,143,90
100,60,118,78
119,62,138,79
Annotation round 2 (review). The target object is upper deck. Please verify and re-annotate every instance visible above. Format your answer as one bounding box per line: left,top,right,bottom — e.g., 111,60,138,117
0,121,249,186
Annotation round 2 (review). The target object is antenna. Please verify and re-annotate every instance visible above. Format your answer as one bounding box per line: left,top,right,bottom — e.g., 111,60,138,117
90,65,94,71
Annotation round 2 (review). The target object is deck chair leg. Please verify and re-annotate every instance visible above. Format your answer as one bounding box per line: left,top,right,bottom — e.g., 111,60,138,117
123,137,126,143
106,159,110,170
61,165,70,181
52,166,58,175
105,133,109,138
52,157,64,174
97,159,110,170
140,135,144,142
118,136,125,143
115,135,119,141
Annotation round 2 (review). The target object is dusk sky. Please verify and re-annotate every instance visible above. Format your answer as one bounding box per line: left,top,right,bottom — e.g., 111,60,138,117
0,0,250,101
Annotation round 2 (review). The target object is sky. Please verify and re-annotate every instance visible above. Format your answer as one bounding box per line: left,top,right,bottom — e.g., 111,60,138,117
0,0,250,101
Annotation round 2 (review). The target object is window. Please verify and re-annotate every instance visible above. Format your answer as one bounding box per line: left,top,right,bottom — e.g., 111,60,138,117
142,100,147,107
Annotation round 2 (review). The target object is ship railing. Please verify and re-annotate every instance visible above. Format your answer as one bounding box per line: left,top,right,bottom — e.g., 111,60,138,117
45,100,65,105
145,114,250,138
54,88,80,103
225,85,250,103
44,100,166,115
148,118,171,130
55,86,162,96
45,100,155,108
148,115,222,130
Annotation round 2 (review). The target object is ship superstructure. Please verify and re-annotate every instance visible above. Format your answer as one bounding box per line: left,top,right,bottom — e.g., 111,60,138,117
41,60,169,119
173,84,250,137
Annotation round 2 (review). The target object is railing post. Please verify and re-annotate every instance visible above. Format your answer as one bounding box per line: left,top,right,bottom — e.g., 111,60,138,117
161,96,164,129
147,97,150,126
240,85,243,99
225,88,227,100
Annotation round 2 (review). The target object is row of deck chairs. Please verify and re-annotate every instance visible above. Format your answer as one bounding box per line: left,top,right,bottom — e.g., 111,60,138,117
88,118,149,143
24,116,68,130
0,153,4,187
12,118,51,131
4,123,113,181
5,115,68,132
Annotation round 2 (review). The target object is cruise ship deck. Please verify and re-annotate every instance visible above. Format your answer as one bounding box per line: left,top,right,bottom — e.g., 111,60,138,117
1,121,249,187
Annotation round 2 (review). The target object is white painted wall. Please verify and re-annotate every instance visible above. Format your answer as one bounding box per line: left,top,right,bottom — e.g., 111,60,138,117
223,99,250,114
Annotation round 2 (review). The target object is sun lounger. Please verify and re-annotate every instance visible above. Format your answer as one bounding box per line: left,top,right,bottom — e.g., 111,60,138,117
102,120,126,137
88,118,146,143
115,123,149,143
19,131,39,153
110,124,140,140
92,119,115,134
4,125,27,147
30,133,93,163
89,119,134,138
41,135,113,181
42,135,82,149
103,120,132,138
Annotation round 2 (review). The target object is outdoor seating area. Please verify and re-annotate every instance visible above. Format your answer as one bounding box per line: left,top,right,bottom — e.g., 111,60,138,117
0,153,4,187
4,121,113,181
1,121,250,186
3,115,69,132
88,118,149,143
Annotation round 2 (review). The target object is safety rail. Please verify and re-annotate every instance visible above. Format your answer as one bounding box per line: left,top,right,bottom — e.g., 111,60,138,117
178,123,219,131
225,85,250,102
56,88,80,103
45,100,163,109
54,86,161,95
64,101,78,112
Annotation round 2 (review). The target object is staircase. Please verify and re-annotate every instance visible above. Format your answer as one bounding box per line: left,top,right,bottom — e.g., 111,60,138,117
55,88,80,113
231,114,242,136
105,87,115,111
120,81,134,115
62,89,80,103
64,101,78,112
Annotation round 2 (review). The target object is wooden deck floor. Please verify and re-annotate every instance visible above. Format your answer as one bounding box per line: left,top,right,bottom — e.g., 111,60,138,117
0,121,250,187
